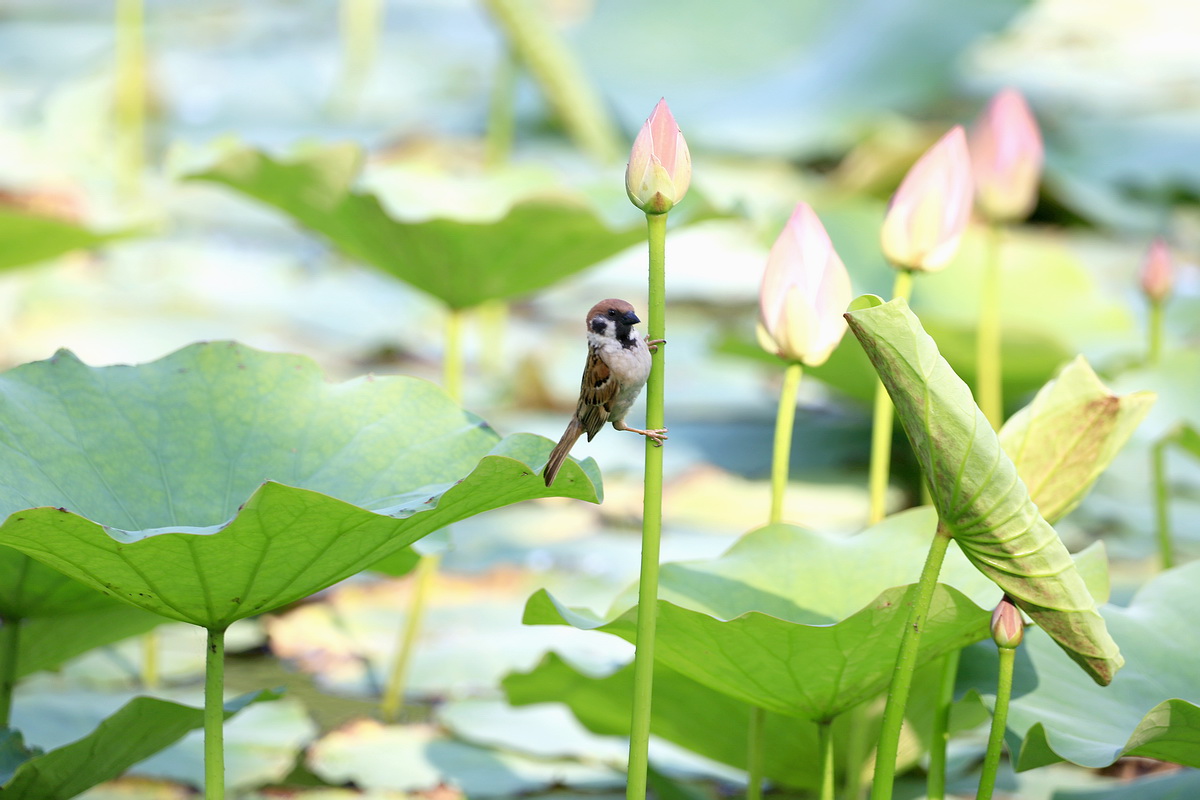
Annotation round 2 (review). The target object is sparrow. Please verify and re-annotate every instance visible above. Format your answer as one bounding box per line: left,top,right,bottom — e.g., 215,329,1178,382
543,298,667,486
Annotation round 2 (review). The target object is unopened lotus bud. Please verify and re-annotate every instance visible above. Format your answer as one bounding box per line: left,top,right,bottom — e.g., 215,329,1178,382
991,596,1025,649
625,99,691,215
757,203,852,366
1140,238,1174,303
880,126,974,272
969,88,1044,223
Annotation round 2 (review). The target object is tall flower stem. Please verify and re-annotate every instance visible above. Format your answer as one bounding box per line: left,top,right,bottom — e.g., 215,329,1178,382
485,47,518,168
977,224,1004,429
1153,438,1174,570
331,0,383,115
142,628,159,688
481,0,621,163
867,269,914,524
746,360,804,798
381,307,465,720
976,645,1016,800
925,649,961,800
1147,298,1164,366
870,520,954,800
115,0,146,203
627,211,668,800
817,719,836,800
770,363,804,524
746,706,766,800
0,618,19,727
204,627,226,800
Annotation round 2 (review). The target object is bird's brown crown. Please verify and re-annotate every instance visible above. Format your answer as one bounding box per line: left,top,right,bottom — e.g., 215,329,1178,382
586,298,637,326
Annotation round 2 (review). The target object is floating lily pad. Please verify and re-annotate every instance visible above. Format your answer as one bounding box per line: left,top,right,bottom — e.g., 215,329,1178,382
187,144,649,310
845,297,1123,684
962,561,1200,772
306,719,623,797
524,507,1001,721
0,207,128,272
0,690,273,800
0,343,600,630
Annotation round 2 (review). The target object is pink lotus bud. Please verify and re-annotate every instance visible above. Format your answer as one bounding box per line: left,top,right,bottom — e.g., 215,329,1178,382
1140,238,1174,303
969,88,1044,222
991,595,1025,649
880,126,974,272
625,99,691,215
756,203,852,366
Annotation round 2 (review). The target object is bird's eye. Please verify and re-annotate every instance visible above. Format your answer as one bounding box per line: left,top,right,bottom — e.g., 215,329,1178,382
607,309,617,317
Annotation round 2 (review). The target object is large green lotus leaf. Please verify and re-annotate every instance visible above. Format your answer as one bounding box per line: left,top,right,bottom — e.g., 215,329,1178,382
845,297,1122,685
524,508,1001,720
16,605,163,678
0,343,600,629
503,651,951,791
0,207,127,272
960,562,1200,772
1111,351,1200,443
0,690,273,799
1051,770,1200,800
186,144,647,310
0,556,116,620
998,355,1154,524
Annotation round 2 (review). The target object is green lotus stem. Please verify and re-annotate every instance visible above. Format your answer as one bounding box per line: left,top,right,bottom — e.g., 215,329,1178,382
817,719,835,800
481,0,621,163
485,47,518,167
770,363,803,524
0,618,19,727
115,0,146,201
976,645,1016,800
1153,438,1174,570
746,705,766,800
331,0,383,114
870,520,953,800
443,307,466,405
977,224,1004,430
925,648,961,800
626,211,668,800
381,306,464,720
842,703,870,800
867,269,914,524
1147,298,1164,366
204,627,226,800
477,300,509,379
142,627,159,689
381,552,439,721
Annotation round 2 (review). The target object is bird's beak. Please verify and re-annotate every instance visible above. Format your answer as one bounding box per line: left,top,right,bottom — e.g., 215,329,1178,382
622,311,640,325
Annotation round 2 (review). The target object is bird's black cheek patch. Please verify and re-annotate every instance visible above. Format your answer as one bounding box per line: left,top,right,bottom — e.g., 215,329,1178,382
590,318,607,334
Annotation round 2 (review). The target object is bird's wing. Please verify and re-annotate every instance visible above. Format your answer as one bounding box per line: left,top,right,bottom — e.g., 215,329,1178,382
576,347,619,441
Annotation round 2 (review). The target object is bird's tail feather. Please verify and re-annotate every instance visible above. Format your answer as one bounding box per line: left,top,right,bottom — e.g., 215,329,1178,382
543,417,584,486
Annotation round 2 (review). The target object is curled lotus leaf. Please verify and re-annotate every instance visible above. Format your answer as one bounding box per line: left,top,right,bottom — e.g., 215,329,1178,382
0,343,600,630
999,355,1154,524
845,297,1122,685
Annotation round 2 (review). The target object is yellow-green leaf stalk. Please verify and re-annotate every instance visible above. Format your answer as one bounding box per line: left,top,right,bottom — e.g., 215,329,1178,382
846,297,1123,800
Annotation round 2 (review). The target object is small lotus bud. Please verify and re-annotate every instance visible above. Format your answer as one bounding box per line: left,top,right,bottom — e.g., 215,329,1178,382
880,126,974,272
991,596,1025,649
1140,238,1174,303
625,99,691,215
757,203,852,366
969,88,1044,223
